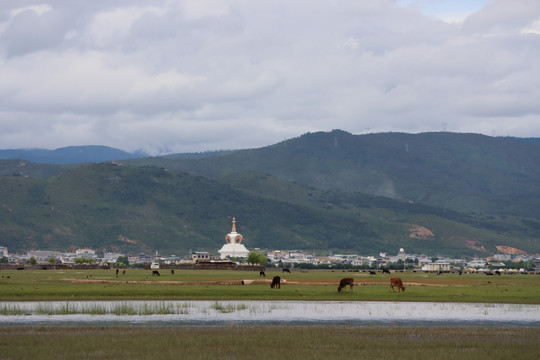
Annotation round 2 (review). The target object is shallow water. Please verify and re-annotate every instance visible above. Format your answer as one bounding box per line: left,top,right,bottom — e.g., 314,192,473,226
1,301,539,327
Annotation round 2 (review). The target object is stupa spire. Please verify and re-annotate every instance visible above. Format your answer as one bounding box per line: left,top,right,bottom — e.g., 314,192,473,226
232,217,236,233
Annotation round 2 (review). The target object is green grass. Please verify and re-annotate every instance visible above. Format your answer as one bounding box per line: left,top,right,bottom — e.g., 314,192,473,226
1,269,539,303
1,326,539,360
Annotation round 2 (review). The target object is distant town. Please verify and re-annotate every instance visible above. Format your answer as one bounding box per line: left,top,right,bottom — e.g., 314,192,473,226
1,245,538,273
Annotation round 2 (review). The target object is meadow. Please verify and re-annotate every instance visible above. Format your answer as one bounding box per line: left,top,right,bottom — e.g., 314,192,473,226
1,269,539,359
1,325,539,360
1,268,539,303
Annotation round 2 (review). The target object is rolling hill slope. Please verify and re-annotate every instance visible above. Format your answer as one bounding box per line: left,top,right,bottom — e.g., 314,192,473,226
125,131,540,218
1,163,539,257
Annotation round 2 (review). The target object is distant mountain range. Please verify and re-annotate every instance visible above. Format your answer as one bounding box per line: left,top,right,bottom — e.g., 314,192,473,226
1,131,539,257
0,145,145,164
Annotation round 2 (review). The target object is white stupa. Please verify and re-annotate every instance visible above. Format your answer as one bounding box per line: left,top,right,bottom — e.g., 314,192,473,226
218,217,250,259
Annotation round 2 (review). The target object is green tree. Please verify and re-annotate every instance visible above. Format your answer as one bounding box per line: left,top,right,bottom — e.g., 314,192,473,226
48,256,56,264
247,251,267,266
0,256,8,264
116,256,129,267
28,256,37,265
74,257,94,264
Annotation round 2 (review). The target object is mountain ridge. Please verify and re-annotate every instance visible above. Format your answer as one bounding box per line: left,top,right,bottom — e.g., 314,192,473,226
1,131,539,257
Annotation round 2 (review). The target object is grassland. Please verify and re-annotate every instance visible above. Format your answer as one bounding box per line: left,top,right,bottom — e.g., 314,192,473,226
1,325,539,360
2,269,539,359
1,268,539,303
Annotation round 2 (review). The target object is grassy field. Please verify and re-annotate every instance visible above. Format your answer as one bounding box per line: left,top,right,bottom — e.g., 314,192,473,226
1,268,539,303
2,269,539,359
1,325,539,360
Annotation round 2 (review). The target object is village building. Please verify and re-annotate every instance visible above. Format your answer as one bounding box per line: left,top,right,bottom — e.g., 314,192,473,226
218,217,250,259
191,251,216,262
75,248,96,259
26,250,62,261
421,260,451,272
388,248,408,262
103,252,125,263
467,259,487,269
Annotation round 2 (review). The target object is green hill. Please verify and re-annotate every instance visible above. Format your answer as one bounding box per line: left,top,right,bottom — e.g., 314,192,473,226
125,131,540,218
1,162,539,257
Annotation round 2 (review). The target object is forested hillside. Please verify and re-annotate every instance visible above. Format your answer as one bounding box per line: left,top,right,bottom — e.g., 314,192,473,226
126,131,540,218
1,131,539,257
1,162,539,257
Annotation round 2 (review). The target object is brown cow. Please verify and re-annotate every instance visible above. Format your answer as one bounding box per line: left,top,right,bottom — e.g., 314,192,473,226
389,277,405,293
338,278,354,292
270,276,281,289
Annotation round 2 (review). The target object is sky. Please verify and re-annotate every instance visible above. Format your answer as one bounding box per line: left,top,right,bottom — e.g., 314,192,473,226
1,0,539,155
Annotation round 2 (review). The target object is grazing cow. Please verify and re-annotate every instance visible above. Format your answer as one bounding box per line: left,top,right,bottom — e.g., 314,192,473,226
122,270,126,275
337,278,354,292
369,271,376,275
389,277,406,293
270,276,281,289
382,269,391,275
115,269,119,276
495,270,501,276
260,271,266,277
171,269,175,275
283,268,291,273
152,270,160,276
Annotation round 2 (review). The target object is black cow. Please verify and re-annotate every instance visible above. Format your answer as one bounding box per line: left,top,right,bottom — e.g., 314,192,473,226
260,271,266,277
152,270,160,276
283,268,291,273
270,276,281,289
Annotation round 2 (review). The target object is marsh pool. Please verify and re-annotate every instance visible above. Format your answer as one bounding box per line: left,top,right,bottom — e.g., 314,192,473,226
1,301,539,327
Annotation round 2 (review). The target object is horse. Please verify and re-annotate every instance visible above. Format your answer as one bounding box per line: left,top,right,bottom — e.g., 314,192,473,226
260,271,266,277
270,276,281,289
283,268,291,273
389,277,405,292
152,270,160,276
337,278,354,292
382,269,391,274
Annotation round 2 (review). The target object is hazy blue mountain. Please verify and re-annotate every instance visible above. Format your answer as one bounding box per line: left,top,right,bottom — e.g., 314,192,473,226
0,145,146,164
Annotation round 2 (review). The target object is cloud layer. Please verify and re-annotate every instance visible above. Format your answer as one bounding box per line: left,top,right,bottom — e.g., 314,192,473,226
1,0,539,154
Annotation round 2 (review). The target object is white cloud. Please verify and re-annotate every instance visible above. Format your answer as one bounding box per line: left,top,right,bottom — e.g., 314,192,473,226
0,0,539,154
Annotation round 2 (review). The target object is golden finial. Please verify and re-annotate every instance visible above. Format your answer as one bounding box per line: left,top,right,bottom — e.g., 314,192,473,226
232,217,236,233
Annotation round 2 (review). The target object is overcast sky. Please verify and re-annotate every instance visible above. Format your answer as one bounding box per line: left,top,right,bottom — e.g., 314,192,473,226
1,0,539,155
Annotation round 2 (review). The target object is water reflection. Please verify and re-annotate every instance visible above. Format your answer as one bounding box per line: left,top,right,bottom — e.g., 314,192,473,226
1,301,539,327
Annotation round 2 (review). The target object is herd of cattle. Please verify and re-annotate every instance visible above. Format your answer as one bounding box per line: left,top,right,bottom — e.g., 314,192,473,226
141,266,538,292
268,274,405,292
263,267,407,293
